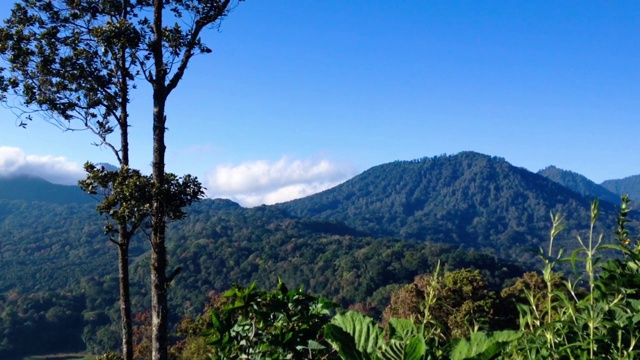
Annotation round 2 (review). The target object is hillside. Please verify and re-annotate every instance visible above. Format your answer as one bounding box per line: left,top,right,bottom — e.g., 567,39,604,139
0,151,632,356
537,165,621,204
276,152,619,262
0,175,93,204
0,195,524,357
601,174,640,203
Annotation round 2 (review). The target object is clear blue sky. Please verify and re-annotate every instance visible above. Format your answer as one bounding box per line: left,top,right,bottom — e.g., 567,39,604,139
0,1,638,206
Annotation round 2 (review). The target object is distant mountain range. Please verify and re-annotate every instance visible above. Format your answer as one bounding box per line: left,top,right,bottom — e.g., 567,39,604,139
537,165,621,204
0,175,93,204
275,152,630,260
1,155,637,208
1,152,638,262
2,153,640,298
2,151,639,356
601,175,640,203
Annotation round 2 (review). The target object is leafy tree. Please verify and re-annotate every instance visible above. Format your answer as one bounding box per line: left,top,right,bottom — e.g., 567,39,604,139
0,1,236,358
175,280,335,359
0,1,143,357
383,267,499,340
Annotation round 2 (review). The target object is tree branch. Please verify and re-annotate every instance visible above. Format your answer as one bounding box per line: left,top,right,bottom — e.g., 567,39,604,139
165,0,231,95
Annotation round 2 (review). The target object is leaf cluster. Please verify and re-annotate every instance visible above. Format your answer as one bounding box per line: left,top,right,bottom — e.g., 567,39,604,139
199,280,335,359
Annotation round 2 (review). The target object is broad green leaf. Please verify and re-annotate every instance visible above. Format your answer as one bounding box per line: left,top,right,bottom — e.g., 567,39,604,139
389,318,419,342
324,323,370,360
330,311,383,356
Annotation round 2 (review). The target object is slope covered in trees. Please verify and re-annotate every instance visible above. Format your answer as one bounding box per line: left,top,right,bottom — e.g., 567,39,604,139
537,165,620,204
601,174,640,203
0,151,634,357
0,196,525,357
276,152,619,263
0,176,93,204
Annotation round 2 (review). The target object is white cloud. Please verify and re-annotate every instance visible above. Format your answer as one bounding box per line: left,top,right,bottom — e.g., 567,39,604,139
206,157,356,207
0,146,84,185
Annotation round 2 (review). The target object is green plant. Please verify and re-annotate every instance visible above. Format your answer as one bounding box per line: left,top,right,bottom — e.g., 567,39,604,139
450,330,521,360
203,280,335,359
506,197,640,359
324,310,427,360
383,264,497,341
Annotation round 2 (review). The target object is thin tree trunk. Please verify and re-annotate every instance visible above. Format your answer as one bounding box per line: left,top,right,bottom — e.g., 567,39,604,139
150,0,169,357
150,96,168,360
118,233,133,360
118,2,133,356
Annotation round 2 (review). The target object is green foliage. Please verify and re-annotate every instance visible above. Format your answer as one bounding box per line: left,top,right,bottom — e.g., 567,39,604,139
277,152,618,267
450,330,521,360
79,162,205,231
179,280,335,359
325,196,640,360
0,291,86,358
383,267,499,340
538,166,620,205
0,192,525,357
326,311,383,359
325,311,427,360
503,196,640,359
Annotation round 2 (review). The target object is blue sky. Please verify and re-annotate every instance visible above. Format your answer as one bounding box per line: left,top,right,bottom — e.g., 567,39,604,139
0,1,638,206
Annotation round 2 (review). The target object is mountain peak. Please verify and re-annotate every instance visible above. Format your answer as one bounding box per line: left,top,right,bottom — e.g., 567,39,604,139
0,176,92,204
276,152,612,264
538,166,620,204
601,174,640,203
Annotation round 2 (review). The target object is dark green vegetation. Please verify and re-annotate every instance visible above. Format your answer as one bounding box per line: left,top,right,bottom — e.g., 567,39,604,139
0,1,237,358
538,165,621,205
602,174,640,204
173,197,640,359
277,152,622,264
1,151,639,358
0,176,93,205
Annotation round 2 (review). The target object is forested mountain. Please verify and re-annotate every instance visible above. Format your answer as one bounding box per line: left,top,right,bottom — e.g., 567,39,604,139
601,174,640,203
0,175,93,204
276,152,619,262
537,165,621,204
0,151,634,357
0,196,523,357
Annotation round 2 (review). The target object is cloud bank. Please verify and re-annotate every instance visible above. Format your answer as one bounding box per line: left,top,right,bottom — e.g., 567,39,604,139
0,146,84,185
206,157,356,207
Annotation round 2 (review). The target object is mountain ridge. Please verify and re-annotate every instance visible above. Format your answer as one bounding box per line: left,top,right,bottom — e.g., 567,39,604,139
0,174,93,204
275,151,620,261
601,174,640,203
537,165,621,204
1,150,636,356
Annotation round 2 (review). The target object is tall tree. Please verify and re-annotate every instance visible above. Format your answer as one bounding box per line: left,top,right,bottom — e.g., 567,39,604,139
141,1,236,358
0,0,235,358
0,1,143,358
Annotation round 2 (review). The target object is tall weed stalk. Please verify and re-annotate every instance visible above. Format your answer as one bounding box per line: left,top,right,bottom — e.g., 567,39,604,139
509,198,640,359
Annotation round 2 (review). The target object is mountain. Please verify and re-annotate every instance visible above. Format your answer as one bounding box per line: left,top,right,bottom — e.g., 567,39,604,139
0,151,629,356
0,194,524,357
601,175,640,203
95,162,119,172
537,165,621,205
0,175,93,204
276,152,617,262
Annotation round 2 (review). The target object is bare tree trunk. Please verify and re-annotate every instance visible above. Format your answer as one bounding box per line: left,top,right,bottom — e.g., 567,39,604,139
150,0,169,351
118,232,133,360
150,96,168,360
117,2,133,356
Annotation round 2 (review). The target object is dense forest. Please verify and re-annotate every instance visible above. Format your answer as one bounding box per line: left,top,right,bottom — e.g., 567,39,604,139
1,152,639,358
